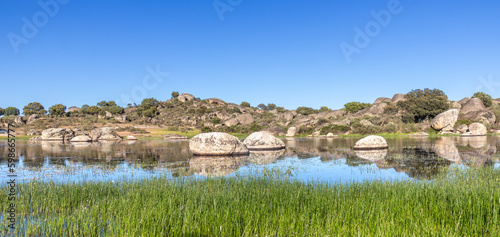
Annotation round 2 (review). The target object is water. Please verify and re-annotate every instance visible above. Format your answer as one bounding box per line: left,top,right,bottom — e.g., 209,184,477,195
1,136,499,184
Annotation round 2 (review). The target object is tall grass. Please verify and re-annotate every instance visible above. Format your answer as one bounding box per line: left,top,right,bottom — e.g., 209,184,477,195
1,167,499,236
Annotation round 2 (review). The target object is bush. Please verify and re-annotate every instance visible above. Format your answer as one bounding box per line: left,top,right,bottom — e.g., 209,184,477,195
201,126,212,133
211,117,222,124
320,124,350,134
397,89,449,123
267,103,276,111
257,104,268,110
296,107,318,115
106,106,125,115
455,119,474,126
319,106,331,113
0,108,4,116
344,102,371,113
85,106,100,115
171,91,179,98
240,102,250,107
23,102,46,116
4,107,19,116
49,104,67,116
383,103,399,115
229,107,241,114
472,92,493,107
136,98,159,117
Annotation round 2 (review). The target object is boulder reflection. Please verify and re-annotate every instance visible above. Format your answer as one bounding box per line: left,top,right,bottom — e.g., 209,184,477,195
189,156,247,177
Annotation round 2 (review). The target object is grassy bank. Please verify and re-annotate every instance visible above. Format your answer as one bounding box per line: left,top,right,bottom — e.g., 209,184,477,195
2,167,499,236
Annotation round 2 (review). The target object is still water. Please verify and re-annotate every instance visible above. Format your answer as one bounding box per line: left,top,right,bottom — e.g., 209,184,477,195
1,136,499,184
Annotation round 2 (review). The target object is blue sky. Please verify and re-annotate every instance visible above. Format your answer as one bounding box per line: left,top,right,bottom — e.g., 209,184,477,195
1,0,499,112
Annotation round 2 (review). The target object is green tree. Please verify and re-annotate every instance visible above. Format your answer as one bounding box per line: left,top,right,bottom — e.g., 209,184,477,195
344,102,371,113
171,91,179,98
296,107,318,115
106,106,125,114
23,102,46,116
49,104,67,116
80,104,90,114
85,106,100,115
4,107,20,116
240,101,250,107
320,106,331,112
137,98,159,117
397,88,449,122
97,101,108,107
267,103,276,111
257,103,268,110
0,108,3,116
472,92,493,107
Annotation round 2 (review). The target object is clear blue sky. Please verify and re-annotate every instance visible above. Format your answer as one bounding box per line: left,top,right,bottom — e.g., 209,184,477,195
1,0,499,112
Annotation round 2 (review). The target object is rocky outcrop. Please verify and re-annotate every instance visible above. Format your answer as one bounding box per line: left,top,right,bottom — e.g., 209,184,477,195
31,128,75,141
360,119,374,126
391,93,405,103
27,114,39,125
177,93,195,102
224,113,254,126
70,135,92,142
450,101,461,109
459,110,496,125
365,103,387,115
243,131,285,150
189,132,249,155
460,98,485,114
67,106,80,113
462,123,487,136
458,97,470,105
14,116,24,125
114,115,129,123
374,97,391,104
353,135,388,150
163,134,188,140
317,110,345,119
455,124,468,134
431,109,459,130
286,127,297,137
90,127,122,141
206,98,226,105
278,111,296,121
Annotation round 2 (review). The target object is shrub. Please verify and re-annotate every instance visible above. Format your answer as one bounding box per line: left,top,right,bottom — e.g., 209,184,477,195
344,102,371,113
23,102,46,116
383,103,399,115
85,106,100,115
171,91,179,98
320,124,350,134
48,104,67,116
472,92,493,107
267,103,276,111
4,107,20,116
455,119,474,126
0,107,4,116
240,102,250,107
257,104,268,110
136,98,159,117
229,107,241,114
397,89,449,123
317,118,329,125
319,106,331,112
201,126,212,133
296,107,318,115
106,106,125,115
211,117,222,124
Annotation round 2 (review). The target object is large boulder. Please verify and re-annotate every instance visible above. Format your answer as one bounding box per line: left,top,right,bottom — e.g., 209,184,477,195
317,110,345,119
114,115,129,123
353,135,388,150
189,132,249,156
14,116,24,125
90,127,122,141
206,98,226,105
360,119,374,126
431,109,459,130
365,103,387,115
70,135,92,142
286,127,297,137
224,113,254,126
374,97,391,104
458,97,470,105
243,131,285,150
391,93,406,103
278,111,296,121
177,93,195,102
67,106,80,113
38,128,75,141
462,123,487,136
455,124,468,134
459,110,496,125
460,98,485,114
27,114,39,125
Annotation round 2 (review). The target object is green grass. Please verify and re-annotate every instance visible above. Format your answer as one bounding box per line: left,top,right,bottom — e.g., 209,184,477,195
0,135,33,141
1,167,499,236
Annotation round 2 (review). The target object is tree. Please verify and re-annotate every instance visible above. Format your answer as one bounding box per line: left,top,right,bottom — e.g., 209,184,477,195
320,106,331,112
397,88,449,122
240,101,250,107
171,91,179,98
296,107,318,115
344,102,371,113
23,102,46,116
80,104,90,114
472,92,493,107
257,103,268,110
49,104,67,116
106,106,125,115
267,103,276,111
0,108,4,116
4,107,20,116
97,101,108,107
85,106,100,115
137,98,159,117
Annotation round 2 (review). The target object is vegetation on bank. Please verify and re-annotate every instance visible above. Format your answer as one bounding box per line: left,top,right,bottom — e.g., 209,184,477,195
1,167,499,236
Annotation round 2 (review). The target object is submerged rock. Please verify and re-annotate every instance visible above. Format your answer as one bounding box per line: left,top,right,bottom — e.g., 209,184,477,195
243,131,285,151
189,132,248,155
353,135,388,150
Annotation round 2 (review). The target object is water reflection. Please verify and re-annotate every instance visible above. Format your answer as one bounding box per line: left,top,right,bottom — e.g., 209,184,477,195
0,136,498,183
